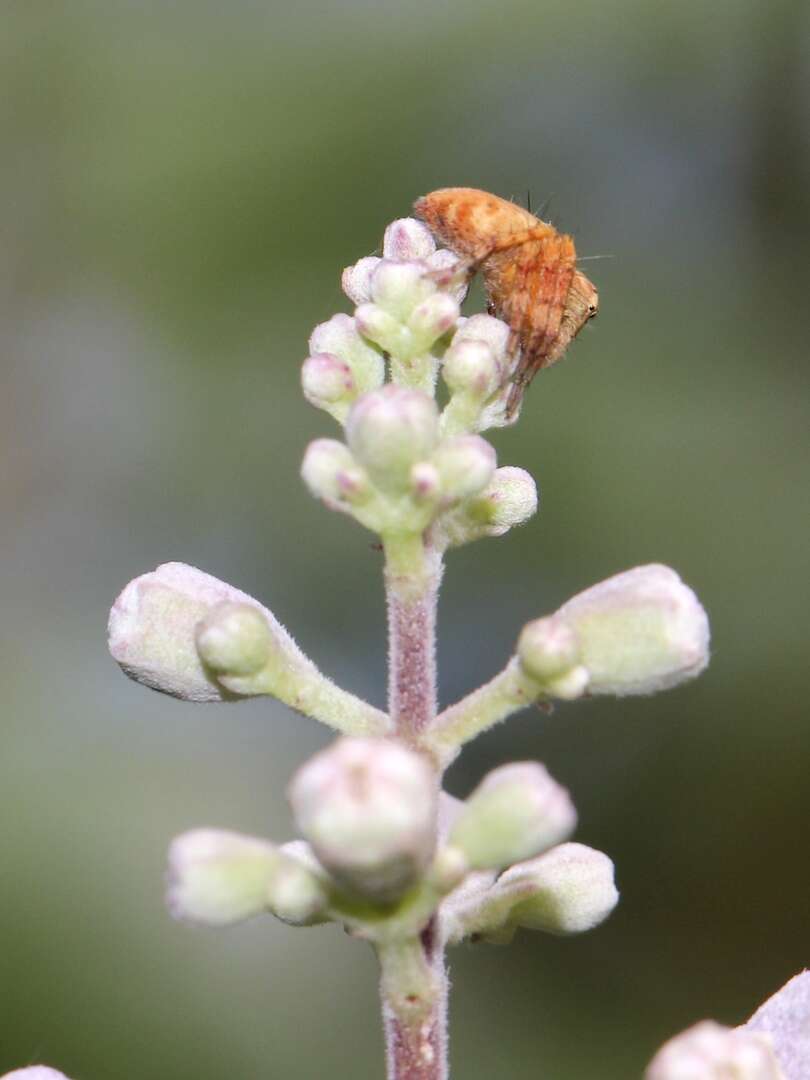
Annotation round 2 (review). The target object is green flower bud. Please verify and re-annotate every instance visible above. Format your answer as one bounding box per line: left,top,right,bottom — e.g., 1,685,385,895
432,435,497,501
300,438,368,504
196,602,272,677
450,763,576,871
498,842,618,936
554,564,710,697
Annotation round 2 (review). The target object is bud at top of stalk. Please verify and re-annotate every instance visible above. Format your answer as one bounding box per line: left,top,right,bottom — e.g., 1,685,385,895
346,386,439,492
442,338,503,400
645,1021,783,1080
498,842,619,936
108,562,286,702
382,218,436,261
288,737,437,903
554,564,710,697
449,762,576,871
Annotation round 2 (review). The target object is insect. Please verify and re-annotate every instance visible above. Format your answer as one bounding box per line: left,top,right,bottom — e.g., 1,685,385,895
414,187,599,416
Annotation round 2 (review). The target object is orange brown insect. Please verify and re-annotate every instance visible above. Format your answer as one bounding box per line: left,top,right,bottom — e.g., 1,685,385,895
414,187,598,415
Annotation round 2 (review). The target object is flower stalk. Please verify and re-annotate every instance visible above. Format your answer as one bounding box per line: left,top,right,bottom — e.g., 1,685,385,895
107,203,713,1080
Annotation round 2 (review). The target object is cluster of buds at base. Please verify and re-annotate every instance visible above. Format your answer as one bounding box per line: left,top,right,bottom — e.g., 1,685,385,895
645,1021,783,1079
517,564,710,701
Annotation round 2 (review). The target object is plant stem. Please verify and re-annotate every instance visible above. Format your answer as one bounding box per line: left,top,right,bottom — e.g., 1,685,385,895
379,926,448,1080
381,532,448,1078
383,533,442,743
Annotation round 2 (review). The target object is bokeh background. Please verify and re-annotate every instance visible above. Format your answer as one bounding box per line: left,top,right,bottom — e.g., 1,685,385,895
2,1,809,1077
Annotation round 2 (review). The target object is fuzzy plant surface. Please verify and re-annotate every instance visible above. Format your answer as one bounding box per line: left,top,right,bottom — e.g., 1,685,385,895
97,210,798,1080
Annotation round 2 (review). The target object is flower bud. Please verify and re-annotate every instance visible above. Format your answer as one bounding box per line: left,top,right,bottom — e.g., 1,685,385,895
167,829,328,928
517,616,583,687
409,461,442,503
354,302,411,356
554,564,710,696
426,248,469,303
346,386,439,492
195,602,272,677
167,828,282,926
453,313,511,357
301,352,357,420
442,338,502,399
383,218,436,261
308,313,384,395
408,292,461,352
288,737,437,902
499,842,619,935
450,763,576,871
370,260,434,320
342,256,381,305
108,562,279,702
646,1021,782,1080
432,435,497,501
2,1070,72,1080
300,438,367,504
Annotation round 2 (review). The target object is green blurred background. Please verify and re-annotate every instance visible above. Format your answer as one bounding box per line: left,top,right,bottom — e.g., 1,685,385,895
2,1,808,1076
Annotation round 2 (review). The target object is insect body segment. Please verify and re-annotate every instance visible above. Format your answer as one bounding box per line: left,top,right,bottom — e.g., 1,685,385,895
414,187,598,416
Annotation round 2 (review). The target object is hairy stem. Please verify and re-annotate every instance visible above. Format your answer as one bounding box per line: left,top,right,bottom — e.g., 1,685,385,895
381,532,448,1077
384,533,442,742
379,925,448,1080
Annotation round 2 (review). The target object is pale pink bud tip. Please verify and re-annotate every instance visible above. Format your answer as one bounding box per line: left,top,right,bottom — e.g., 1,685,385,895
301,353,355,407
2,1070,72,1080
555,564,710,696
108,562,273,702
450,762,576,871
342,256,381,305
646,1021,783,1079
288,737,437,902
383,218,436,261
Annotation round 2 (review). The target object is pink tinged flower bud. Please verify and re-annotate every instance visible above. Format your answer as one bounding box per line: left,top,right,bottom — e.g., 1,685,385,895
466,466,539,533
3,1070,73,1080
442,339,502,399
300,438,368,505
342,256,381,305
426,248,469,303
346,386,439,493
554,564,710,697
108,562,282,702
449,763,576,871
301,352,357,419
432,435,497,501
646,1021,783,1080
288,737,438,903
407,293,461,351
383,218,436,261
167,829,328,928
354,302,411,356
370,260,435,320
499,842,619,935
409,461,442,503
308,313,384,395
195,602,272,677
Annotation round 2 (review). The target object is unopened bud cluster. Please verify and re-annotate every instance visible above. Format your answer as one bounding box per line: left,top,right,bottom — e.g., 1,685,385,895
300,218,537,547
166,735,617,947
